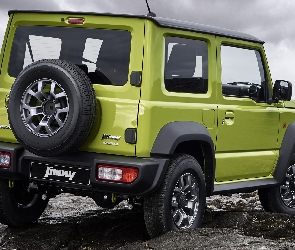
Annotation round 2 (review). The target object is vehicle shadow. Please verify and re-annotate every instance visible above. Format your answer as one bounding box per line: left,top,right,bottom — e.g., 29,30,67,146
0,208,147,250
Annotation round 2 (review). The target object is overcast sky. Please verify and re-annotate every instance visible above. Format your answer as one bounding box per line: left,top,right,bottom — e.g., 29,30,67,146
1,0,295,97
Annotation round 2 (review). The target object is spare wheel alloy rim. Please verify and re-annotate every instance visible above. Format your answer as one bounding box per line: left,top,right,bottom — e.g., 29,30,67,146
20,78,70,137
171,172,200,229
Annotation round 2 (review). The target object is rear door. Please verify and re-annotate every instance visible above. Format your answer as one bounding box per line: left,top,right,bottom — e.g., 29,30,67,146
1,12,145,156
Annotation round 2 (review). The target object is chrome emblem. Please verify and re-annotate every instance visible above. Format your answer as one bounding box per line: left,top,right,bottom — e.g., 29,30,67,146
0,125,11,130
44,166,76,180
101,134,121,141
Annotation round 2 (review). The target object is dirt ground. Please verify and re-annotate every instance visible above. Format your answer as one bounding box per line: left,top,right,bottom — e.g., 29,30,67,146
0,192,295,249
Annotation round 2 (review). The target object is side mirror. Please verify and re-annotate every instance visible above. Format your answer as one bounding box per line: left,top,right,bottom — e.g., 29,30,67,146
273,80,292,101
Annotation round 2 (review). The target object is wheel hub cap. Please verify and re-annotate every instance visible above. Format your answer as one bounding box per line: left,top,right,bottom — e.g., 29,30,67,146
43,101,56,116
179,194,187,208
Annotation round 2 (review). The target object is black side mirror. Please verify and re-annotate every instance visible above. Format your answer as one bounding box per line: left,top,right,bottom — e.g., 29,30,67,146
273,80,292,101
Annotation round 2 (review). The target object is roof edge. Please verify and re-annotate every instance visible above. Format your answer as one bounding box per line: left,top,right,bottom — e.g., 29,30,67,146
8,10,264,44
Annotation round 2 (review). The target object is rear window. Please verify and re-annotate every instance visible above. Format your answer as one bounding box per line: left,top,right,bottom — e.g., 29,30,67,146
9,26,131,86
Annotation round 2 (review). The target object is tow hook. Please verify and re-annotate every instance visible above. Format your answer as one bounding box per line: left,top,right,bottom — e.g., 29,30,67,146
8,180,14,188
103,193,117,203
93,192,121,208
111,193,117,203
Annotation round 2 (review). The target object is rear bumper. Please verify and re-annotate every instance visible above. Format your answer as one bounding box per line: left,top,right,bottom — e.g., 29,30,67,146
0,142,169,196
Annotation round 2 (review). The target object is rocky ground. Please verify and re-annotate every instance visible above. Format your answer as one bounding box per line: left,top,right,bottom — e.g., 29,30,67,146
0,192,295,249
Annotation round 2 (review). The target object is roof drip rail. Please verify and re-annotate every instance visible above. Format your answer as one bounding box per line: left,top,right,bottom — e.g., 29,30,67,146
145,0,156,17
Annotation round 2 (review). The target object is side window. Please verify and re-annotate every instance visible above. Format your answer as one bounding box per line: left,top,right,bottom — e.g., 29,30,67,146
164,37,208,94
221,45,267,102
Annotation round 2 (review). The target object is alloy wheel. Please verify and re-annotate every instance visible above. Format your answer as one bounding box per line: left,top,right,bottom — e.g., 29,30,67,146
171,172,200,229
20,78,69,137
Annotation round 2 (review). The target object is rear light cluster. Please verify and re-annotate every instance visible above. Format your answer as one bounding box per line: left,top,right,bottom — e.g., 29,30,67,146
0,152,11,169
97,164,138,183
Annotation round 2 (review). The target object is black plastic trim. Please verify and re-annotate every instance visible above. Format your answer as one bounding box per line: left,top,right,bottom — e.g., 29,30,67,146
8,10,263,43
130,71,142,87
213,178,279,194
125,128,137,144
151,121,216,195
0,142,169,196
151,122,213,155
274,121,295,183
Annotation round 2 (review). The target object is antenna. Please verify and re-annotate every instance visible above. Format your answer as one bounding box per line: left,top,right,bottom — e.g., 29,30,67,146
145,0,156,17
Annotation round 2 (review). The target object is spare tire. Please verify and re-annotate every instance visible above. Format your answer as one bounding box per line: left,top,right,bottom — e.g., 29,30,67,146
8,59,97,157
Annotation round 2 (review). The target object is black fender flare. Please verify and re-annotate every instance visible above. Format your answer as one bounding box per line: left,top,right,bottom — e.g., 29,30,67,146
274,121,295,183
151,121,215,195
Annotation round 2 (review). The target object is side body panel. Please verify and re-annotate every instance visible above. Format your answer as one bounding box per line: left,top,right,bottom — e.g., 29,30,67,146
0,14,14,142
136,21,218,158
274,112,295,183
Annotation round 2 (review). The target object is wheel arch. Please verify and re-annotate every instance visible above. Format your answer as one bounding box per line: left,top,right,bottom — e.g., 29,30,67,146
274,121,295,183
151,121,215,195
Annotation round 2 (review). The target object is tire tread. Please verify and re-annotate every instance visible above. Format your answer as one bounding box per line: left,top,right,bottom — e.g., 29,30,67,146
144,154,205,238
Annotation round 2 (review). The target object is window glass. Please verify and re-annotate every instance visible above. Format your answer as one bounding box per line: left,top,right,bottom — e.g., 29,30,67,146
23,35,62,68
9,26,131,86
221,45,266,101
164,37,208,94
82,38,103,72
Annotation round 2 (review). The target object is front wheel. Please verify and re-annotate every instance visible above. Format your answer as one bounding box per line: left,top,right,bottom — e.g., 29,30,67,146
143,154,206,238
258,155,295,214
0,180,49,227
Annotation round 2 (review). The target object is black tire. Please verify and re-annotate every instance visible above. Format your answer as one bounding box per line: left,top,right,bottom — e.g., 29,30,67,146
258,154,295,214
143,154,206,238
8,59,97,157
0,180,48,227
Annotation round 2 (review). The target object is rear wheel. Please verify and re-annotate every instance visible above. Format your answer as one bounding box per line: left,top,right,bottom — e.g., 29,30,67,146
143,154,206,238
0,180,49,227
258,155,295,214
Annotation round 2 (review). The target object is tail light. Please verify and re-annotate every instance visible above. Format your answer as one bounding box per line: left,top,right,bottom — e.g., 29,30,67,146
97,164,138,183
0,152,11,168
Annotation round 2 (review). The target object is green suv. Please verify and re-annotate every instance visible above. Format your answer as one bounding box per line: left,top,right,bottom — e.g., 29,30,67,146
0,10,294,237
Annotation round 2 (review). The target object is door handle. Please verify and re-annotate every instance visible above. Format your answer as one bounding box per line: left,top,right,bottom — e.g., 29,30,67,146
225,111,234,119
222,111,234,125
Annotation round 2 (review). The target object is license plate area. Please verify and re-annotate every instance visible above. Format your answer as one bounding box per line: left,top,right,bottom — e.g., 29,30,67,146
30,161,90,185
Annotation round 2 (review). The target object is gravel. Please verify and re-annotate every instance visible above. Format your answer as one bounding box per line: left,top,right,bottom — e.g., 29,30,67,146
0,192,295,249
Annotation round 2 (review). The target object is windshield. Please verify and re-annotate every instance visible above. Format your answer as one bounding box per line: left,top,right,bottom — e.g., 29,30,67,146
9,26,131,86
